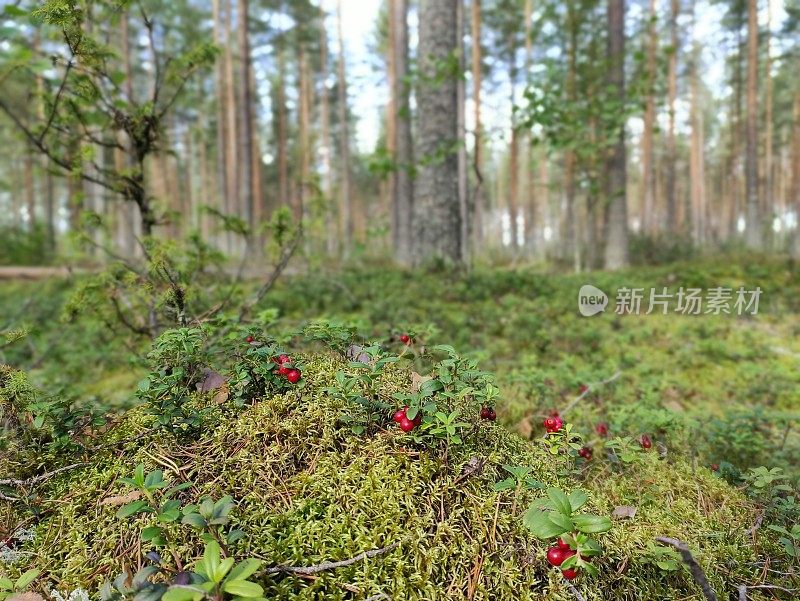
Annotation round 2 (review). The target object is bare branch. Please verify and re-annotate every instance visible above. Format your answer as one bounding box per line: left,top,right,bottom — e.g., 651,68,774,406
0,463,87,488
239,226,303,322
38,58,74,144
265,542,399,576
560,370,622,416
656,537,718,601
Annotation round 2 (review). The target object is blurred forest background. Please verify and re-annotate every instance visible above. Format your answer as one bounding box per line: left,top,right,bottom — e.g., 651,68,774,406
0,0,798,270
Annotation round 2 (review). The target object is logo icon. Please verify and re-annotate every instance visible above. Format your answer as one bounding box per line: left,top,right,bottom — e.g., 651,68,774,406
578,285,608,317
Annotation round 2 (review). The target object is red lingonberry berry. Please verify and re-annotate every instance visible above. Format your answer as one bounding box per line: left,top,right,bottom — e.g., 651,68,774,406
546,547,567,567
488,408,497,421
595,422,609,436
480,407,490,420
640,434,653,449
561,567,579,580
399,334,411,344
578,446,592,460
399,417,415,432
278,354,291,364
557,537,571,550
278,365,291,376
711,464,719,471
393,409,407,423
246,336,254,343
543,417,558,431
286,369,301,384
579,384,589,394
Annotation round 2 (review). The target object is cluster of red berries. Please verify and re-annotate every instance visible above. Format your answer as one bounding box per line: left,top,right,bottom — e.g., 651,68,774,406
543,412,564,433
272,354,302,384
393,406,421,432
639,434,652,449
399,334,412,345
479,406,497,421
546,538,582,580
577,446,592,460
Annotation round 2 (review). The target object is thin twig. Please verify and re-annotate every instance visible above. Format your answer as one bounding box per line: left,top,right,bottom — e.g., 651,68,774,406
565,582,586,601
239,226,303,322
0,463,87,487
265,542,399,576
656,537,718,601
560,370,622,416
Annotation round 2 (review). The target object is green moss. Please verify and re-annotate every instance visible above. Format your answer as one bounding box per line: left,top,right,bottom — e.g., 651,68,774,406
3,353,785,600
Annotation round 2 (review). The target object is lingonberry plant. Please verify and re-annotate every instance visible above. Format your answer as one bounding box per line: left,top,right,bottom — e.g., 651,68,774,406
229,342,304,407
0,569,40,601
523,487,612,580
492,465,544,492
137,327,212,435
326,344,399,435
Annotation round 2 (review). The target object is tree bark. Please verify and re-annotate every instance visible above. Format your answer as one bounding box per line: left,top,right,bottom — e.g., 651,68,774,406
508,46,519,251
457,0,469,261
471,0,484,248
603,0,629,269
319,5,337,255
744,0,760,248
237,0,254,229
277,42,289,209
689,0,706,244
391,0,414,264
413,0,462,265
336,0,353,254
223,0,239,243
763,0,774,244
665,0,679,232
790,91,800,258
641,0,657,234
523,0,537,254
564,0,579,270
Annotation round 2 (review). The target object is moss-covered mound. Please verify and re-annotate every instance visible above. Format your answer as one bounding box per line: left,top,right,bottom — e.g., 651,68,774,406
1,353,781,600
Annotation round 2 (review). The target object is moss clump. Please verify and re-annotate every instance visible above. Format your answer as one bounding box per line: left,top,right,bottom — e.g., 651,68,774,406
2,353,783,600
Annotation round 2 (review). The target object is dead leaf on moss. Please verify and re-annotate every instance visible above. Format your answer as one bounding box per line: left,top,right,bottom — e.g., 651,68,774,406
517,417,533,439
411,372,432,391
9,593,45,601
197,368,225,392
100,490,141,507
612,505,637,519
213,385,229,405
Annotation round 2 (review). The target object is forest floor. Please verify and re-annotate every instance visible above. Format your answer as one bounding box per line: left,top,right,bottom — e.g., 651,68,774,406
1,254,798,599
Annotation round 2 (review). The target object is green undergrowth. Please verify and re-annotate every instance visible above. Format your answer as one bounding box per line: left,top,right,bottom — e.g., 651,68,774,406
2,353,789,600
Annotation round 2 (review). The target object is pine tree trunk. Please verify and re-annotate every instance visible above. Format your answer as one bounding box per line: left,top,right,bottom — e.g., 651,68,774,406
763,0,774,246
641,0,657,235
744,0,760,248
665,0,679,233
212,0,229,248
603,0,629,269
391,0,414,264
471,0,484,248
24,147,35,230
237,0,254,230
319,5,337,255
249,62,264,229
336,0,353,254
564,1,579,270
413,0,462,265
457,0,469,261
689,0,706,245
223,0,239,244
507,49,519,251
523,0,537,254
790,91,800,258
277,43,289,209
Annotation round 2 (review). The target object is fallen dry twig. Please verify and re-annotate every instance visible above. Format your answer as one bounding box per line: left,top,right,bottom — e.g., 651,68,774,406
656,537,718,601
0,462,87,488
265,542,399,576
